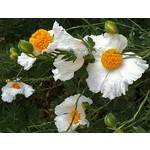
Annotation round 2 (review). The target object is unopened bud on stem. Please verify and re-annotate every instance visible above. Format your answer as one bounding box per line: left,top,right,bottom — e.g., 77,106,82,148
18,40,34,54
104,113,117,127
105,21,118,34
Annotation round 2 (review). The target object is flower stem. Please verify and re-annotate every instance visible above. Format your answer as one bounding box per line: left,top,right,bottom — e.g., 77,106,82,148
118,89,150,129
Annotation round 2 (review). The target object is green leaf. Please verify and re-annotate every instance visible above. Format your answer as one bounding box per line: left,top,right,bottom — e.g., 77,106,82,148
133,126,146,133
87,37,95,48
52,49,77,62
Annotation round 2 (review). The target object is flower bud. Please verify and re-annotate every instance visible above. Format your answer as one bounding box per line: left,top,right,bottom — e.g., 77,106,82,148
18,40,34,54
10,47,18,54
10,52,18,61
105,21,118,34
104,113,117,127
82,102,90,109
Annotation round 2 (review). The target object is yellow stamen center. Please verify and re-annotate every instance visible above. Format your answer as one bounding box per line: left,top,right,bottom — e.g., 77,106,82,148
101,49,123,70
69,109,81,124
10,82,21,89
29,29,53,52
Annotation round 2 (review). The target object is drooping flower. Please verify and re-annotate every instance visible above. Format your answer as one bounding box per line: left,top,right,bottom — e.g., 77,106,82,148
54,94,93,132
1,81,35,103
86,33,149,100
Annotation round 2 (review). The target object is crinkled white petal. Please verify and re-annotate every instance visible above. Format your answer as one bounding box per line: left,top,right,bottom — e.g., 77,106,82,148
17,53,36,70
54,94,93,132
1,82,23,102
46,21,88,57
79,119,90,127
20,82,35,98
119,52,149,84
1,89,22,103
1,92,15,103
101,70,128,99
52,56,84,81
54,114,70,133
55,102,74,116
54,114,78,133
86,33,127,53
64,38,88,58
86,60,109,93
86,61,128,99
1,82,34,103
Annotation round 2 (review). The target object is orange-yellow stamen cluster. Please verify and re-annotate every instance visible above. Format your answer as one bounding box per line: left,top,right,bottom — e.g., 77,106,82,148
101,49,123,70
69,109,81,124
10,82,21,89
29,29,53,53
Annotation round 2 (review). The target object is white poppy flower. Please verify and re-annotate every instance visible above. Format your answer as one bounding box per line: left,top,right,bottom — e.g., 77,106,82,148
86,33,149,100
18,21,88,71
54,94,93,132
30,21,88,57
51,22,88,81
1,81,35,103
17,53,36,70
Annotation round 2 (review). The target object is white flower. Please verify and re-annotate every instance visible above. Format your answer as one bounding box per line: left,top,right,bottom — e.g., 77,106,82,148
27,22,63,55
86,33,149,100
1,81,35,103
17,53,36,70
18,21,88,71
51,22,88,81
30,21,88,57
54,94,93,132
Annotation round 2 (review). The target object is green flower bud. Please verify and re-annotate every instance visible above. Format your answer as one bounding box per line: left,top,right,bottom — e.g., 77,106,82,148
18,40,34,54
104,113,117,127
10,52,18,61
82,102,90,109
105,21,118,34
10,47,18,54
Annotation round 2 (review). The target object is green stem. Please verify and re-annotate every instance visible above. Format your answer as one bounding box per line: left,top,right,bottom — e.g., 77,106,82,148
16,68,23,78
118,89,150,129
130,78,150,89
127,19,148,33
123,112,150,130
28,121,54,129
66,22,105,31
90,100,112,119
